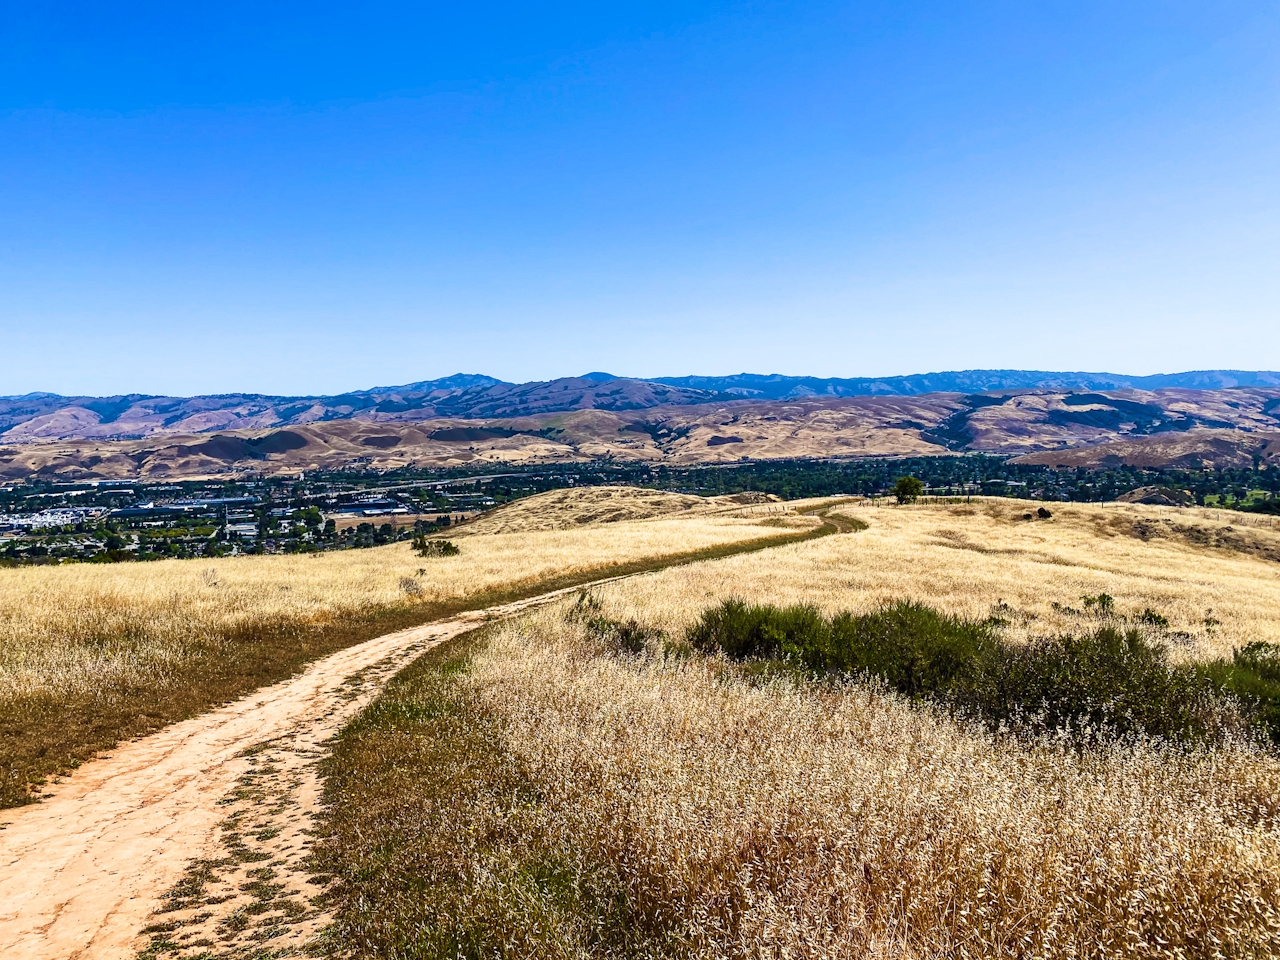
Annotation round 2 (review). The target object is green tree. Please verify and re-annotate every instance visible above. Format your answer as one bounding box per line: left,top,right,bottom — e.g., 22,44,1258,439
893,475,924,504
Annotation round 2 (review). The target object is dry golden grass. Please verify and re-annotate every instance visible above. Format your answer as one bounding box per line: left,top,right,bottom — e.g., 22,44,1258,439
445,609,1280,957
314,496,1280,957
0,499,795,806
462,485,782,534
592,497,1280,661
0,513,777,703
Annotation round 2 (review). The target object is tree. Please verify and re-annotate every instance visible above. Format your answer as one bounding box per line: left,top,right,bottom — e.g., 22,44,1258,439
893,475,924,504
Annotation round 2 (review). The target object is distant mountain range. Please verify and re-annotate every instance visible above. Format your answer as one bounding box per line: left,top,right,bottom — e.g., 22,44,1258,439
4,369,1279,445
0,375,707,443
649,369,1280,399
3,381,1278,481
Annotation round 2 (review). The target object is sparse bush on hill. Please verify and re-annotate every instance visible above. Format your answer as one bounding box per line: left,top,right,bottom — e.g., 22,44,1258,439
1082,592,1114,614
411,536,460,558
566,591,662,655
688,598,1271,743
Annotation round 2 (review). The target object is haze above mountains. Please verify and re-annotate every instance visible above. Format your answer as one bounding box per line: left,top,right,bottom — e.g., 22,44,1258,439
2,369,1278,480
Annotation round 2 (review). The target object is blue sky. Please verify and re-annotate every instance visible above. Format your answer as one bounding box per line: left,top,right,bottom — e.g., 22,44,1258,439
2,2,1278,396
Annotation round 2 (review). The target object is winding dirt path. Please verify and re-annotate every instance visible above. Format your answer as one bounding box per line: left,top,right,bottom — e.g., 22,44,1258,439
0,511,861,959
0,580,631,960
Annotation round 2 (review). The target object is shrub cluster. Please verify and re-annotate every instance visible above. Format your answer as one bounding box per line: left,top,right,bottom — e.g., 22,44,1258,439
411,536,459,558
567,592,661,654
688,599,1280,744
1205,641,1280,742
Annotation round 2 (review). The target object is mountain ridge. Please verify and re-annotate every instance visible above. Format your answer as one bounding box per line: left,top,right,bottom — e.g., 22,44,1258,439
650,369,1280,399
3,369,1279,446
3,383,1279,480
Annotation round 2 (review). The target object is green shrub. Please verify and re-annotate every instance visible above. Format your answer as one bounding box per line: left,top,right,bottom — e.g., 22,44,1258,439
688,599,1244,744
824,603,999,700
1136,607,1170,628
1204,642,1280,743
991,628,1223,741
1081,593,1115,615
686,598,829,660
893,475,924,504
567,592,662,655
1241,498,1280,515
412,536,459,558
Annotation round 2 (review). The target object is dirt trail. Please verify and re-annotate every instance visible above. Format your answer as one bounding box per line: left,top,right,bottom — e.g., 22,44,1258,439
0,517,865,959
0,580,629,960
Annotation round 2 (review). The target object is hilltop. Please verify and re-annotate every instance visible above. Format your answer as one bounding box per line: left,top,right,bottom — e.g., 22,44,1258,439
652,368,1280,399
461,485,781,534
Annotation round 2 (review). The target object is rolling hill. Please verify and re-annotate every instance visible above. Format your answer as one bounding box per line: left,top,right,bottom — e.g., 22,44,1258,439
5,369,1278,445
0,375,712,443
651,369,1280,399
3,384,1279,479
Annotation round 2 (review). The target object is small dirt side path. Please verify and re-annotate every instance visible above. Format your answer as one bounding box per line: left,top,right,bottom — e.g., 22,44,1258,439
0,579,638,960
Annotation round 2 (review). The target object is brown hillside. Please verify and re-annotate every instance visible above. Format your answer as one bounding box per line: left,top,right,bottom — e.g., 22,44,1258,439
1013,429,1280,469
2,388,1278,479
461,485,787,534
463,487,716,533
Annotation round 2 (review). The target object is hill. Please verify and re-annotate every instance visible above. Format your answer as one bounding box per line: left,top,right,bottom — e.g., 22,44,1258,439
461,485,782,534
0,375,714,444
3,385,1280,478
0,395,960,479
461,486,718,533
4,369,1278,445
2,386,1280,481
1014,429,1280,470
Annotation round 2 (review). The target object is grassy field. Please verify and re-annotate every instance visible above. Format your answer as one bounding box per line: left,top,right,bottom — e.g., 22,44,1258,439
461,485,783,533
0,501,811,807
597,497,1280,660
10,487,1280,953
315,497,1280,959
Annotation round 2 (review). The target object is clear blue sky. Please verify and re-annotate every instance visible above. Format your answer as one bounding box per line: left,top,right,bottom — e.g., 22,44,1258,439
2,2,1278,397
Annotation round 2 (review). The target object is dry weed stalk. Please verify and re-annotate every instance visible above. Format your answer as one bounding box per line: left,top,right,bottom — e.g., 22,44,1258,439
462,608,1280,957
